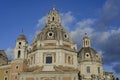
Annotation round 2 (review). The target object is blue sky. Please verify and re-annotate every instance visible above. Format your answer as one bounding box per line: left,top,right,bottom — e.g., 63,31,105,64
0,0,120,78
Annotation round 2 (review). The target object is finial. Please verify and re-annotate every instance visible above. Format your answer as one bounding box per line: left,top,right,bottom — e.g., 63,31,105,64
21,28,24,34
52,4,56,10
85,32,87,36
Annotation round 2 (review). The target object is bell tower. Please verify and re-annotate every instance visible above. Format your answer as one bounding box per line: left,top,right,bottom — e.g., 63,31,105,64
82,33,91,48
11,34,28,80
14,34,28,60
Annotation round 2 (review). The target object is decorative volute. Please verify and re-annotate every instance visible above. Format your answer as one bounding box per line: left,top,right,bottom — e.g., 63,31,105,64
46,7,61,26
82,33,91,48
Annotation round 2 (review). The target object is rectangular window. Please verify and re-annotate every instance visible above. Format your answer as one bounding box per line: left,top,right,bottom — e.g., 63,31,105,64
86,66,90,73
98,67,100,73
46,56,52,64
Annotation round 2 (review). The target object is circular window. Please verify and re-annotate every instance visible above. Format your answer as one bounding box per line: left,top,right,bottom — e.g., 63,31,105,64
6,71,8,74
19,42,21,45
16,66,19,69
86,54,89,57
49,33,53,36
86,53,89,57
47,32,54,38
64,34,67,38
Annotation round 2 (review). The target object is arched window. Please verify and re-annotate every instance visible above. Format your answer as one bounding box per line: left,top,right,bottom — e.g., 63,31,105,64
98,67,100,73
31,57,33,64
15,76,17,79
88,41,89,46
4,77,7,80
86,41,88,45
84,41,85,46
68,56,72,64
52,17,54,21
5,70,8,74
18,50,21,58
16,66,19,69
68,56,71,64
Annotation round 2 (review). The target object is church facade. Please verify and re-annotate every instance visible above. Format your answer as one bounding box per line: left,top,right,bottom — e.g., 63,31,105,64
0,8,114,80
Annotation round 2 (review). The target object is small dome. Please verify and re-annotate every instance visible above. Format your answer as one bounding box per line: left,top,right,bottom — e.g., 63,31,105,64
17,34,27,41
78,47,102,63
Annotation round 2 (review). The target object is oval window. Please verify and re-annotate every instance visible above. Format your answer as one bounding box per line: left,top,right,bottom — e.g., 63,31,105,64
64,33,68,39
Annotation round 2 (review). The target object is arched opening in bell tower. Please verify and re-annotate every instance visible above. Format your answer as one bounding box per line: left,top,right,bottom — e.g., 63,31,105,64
18,50,21,58
52,17,54,21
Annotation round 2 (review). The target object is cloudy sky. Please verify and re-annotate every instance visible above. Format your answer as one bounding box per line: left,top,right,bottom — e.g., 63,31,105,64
0,0,120,78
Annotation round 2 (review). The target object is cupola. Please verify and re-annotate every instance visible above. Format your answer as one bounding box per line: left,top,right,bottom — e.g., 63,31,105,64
78,33,102,63
82,33,91,48
46,7,61,25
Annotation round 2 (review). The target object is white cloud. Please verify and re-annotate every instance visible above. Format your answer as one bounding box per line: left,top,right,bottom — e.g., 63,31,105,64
97,0,120,29
76,19,95,29
70,19,95,44
97,50,104,58
61,11,75,30
97,32,110,43
111,28,120,35
36,16,46,29
97,27,120,43
5,48,14,60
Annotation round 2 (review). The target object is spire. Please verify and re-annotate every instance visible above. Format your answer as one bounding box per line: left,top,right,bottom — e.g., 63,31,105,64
17,28,27,41
82,33,91,48
85,32,87,36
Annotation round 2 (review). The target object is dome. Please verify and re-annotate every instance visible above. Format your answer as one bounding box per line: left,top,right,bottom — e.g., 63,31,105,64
17,34,27,41
78,34,102,63
33,8,73,44
33,26,73,44
78,47,102,63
